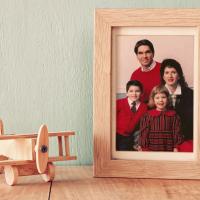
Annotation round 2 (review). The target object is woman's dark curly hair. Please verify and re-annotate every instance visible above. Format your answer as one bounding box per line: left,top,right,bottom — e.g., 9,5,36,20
160,58,188,88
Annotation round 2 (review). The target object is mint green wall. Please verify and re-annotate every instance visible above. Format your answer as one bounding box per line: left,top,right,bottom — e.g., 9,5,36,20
0,1,199,165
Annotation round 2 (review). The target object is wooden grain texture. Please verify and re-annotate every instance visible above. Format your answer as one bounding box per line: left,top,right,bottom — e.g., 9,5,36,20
57,136,63,156
0,119,4,135
0,126,75,162
1,166,200,199
48,155,77,162
41,162,55,182
0,173,50,200
64,136,70,156
50,166,200,200
94,9,200,179
35,125,49,174
0,156,77,166
31,138,37,160
17,164,40,176
0,131,75,140
94,7,112,176
0,155,8,173
96,8,200,26
4,165,18,186
0,140,33,160
0,120,5,172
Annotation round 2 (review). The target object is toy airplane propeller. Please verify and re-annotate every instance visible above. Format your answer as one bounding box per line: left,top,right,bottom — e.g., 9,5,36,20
0,120,76,185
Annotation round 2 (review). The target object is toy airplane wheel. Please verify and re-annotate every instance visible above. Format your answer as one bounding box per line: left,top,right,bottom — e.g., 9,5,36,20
35,125,49,174
4,165,18,186
41,162,55,182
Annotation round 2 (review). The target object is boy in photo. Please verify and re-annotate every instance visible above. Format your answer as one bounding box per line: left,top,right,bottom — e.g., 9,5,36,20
116,80,147,151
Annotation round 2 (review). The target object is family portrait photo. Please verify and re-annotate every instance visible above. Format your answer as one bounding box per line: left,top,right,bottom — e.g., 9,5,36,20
112,27,197,160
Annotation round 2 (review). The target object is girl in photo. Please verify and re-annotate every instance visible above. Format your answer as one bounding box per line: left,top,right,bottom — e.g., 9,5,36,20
139,85,183,152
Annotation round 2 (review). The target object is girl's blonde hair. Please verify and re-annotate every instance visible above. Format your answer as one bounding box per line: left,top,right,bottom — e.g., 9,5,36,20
148,85,171,109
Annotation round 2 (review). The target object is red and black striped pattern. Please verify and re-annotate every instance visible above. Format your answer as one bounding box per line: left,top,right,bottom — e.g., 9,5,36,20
139,109,183,151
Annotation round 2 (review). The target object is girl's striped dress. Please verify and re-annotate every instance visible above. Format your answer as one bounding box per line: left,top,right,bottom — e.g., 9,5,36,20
139,109,183,151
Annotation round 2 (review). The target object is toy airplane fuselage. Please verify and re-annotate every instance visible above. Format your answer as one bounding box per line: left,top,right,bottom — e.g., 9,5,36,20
0,120,76,186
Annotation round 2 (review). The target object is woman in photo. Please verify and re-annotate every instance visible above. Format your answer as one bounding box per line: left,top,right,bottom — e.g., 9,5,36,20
160,59,193,152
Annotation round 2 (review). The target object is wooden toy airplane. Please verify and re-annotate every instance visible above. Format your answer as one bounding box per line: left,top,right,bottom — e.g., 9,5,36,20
0,120,76,186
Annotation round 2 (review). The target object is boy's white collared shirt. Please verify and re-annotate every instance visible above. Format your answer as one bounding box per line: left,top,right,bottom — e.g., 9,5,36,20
128,98,141,111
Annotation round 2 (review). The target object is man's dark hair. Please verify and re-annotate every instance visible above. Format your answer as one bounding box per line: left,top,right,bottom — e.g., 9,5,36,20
134,39,155,55
126,80,143,93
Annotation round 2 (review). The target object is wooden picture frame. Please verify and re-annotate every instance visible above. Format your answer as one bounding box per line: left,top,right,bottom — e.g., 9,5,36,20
93,9,200,179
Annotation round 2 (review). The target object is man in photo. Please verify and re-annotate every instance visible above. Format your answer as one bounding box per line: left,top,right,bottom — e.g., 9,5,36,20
130,39,161,102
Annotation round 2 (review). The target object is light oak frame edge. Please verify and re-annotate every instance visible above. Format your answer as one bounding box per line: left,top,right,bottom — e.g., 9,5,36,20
93,8,200,179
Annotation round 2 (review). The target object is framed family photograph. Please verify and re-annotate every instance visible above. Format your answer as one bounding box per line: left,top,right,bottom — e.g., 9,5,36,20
93,9,200,179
